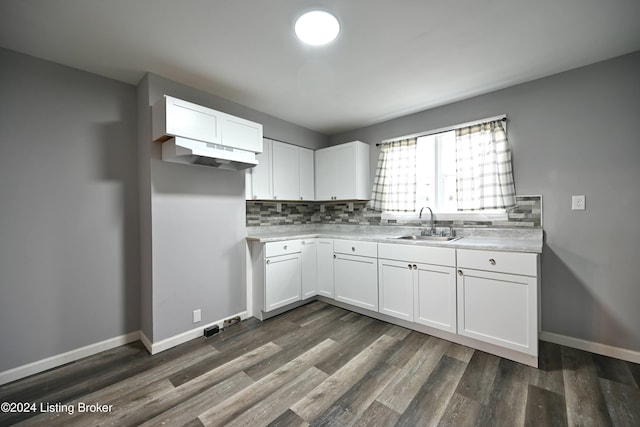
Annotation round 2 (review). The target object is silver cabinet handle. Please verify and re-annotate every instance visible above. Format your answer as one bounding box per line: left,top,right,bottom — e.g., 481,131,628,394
333,254,336,259
266,259,270,265
458,270,463,276
352,247,356,252
301,241,305,245
408,264,412,269
284,245,288,250
413,264,417,270
489,259,496,265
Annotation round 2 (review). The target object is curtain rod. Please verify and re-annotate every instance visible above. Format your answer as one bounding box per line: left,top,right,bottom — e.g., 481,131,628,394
376,114,507,146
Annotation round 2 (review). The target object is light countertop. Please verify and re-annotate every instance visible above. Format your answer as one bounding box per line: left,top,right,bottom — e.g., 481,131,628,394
246,225,543,253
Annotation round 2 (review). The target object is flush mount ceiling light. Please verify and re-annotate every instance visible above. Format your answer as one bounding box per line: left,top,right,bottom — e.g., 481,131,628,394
295,10,340,46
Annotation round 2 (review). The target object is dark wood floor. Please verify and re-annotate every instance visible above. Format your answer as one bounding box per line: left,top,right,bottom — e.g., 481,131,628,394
1,301,639,427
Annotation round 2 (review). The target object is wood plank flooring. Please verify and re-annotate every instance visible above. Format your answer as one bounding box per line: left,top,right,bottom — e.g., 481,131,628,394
1,301,639,426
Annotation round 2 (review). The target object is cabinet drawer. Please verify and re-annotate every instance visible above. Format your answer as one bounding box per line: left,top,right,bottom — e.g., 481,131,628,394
333,239,377,258
378,243,455,267
457,249,537,277
265,240,302,257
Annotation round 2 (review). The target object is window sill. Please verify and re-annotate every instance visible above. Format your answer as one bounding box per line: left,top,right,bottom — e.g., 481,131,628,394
381,211,508,222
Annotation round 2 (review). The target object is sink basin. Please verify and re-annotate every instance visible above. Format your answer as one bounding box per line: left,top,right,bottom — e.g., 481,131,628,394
392,235,459,242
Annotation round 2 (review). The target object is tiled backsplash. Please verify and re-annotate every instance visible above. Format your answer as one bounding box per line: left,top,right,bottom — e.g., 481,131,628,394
246,195,542,228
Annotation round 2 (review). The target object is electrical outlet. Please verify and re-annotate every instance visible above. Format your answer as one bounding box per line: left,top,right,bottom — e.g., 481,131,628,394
572,195,585,210
193,309,201,323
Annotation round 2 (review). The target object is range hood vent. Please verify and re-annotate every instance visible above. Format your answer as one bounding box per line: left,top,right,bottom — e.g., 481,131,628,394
162,137,259,171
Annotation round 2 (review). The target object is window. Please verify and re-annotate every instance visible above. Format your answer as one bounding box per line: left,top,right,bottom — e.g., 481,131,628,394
371,116,516,217
415,131,458,213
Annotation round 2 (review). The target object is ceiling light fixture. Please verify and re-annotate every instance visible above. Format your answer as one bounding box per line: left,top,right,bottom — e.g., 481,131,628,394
295,10,340,46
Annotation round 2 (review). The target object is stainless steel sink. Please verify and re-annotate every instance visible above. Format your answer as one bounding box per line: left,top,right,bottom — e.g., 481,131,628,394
392,234,459,242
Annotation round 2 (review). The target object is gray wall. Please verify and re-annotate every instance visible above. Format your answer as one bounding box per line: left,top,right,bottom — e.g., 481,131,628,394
138,73,329,343
0,48,140,372
332,51,640,352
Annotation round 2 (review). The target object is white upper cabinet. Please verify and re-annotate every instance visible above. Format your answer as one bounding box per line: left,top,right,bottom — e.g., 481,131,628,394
315,141,370,201
247,139,273,200
153,95,221,144
272,141,300,200
314,148,333,201
247,139,315,201
152,95,262,153
299,147,315,201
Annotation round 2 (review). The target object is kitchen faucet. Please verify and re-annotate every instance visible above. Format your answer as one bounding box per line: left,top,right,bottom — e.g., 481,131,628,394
419,206,436,235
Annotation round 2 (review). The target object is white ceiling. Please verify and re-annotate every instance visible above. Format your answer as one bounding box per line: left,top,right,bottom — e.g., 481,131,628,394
1,0,639,135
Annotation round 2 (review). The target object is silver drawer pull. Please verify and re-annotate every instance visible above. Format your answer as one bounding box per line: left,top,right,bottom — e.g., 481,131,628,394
266,259,270,265
458,270,463,276
408,264,412,269
489,259,496,265
352,247,356,252
413,264,417,270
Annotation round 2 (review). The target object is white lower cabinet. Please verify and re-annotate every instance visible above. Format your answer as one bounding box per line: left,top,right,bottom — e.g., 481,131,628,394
265,256,301,312
378,243,456,330
317,239,335,298
378,259,414,321
251,240,303,315
300,239,318,299
456,249,539,356
414,264,457,333
251,237,540,366
333,240,378,311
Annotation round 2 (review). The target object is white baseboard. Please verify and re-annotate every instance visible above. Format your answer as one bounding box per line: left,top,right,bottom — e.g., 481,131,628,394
540,330,640,364
140,330,153,354
0,310,253,386
145,310,250,355
0,331,140,386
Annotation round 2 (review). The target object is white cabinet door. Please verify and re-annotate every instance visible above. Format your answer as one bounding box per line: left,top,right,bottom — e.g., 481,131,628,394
333,144,358,199
299,147,315,201
314,148,334,200
264,253,301,311
301,239,318,299
158,96,222,144
334,253,378,311
457,268,537,355
378,259,414,321
414,263,457,333
314,141,370,201
317,239,334,298
272,141,299,200
221,113,263,152
248,138,273,200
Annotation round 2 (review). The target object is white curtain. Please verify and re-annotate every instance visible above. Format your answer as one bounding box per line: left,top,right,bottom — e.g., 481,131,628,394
369,138,417,212
455,120,516,210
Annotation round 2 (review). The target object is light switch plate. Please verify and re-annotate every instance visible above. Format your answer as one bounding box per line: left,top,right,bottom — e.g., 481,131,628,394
572,195,585,210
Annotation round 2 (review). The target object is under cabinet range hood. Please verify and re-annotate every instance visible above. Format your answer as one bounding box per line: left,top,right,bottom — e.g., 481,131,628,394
152,95,263,171
162,136,259,170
